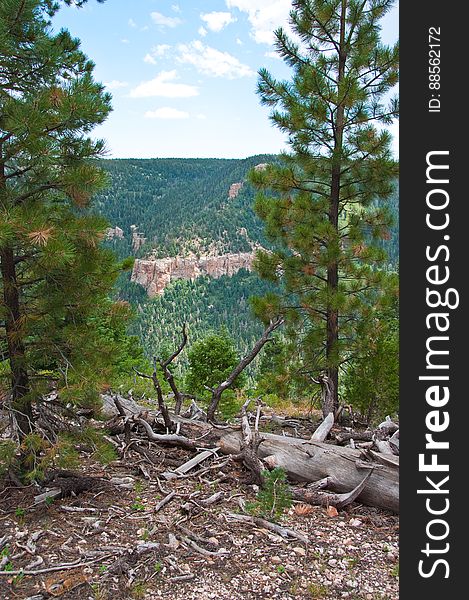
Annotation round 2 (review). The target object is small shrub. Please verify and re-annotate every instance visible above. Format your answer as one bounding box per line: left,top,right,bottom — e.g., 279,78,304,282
14,507,26,523
131,497,146,512
247,467,292,521
0,440,17,477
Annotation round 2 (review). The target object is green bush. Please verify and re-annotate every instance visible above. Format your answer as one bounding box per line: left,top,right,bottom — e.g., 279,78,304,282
186,329,246,395
247,467,292,521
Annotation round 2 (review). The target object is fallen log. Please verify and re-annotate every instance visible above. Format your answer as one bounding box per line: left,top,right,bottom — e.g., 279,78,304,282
219,431,399,513
99,393,398,512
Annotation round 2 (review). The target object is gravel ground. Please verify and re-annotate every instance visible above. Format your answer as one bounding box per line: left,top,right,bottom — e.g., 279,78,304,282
0,441,398,600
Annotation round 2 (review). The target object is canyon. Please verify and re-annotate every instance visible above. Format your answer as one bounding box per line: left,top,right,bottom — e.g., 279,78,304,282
131,252,254,297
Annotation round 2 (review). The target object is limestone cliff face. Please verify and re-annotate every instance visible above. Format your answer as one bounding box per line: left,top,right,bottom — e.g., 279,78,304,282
131,252,254,297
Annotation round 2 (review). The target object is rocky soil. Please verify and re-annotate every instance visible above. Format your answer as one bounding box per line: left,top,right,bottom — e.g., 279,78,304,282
0,443,398,600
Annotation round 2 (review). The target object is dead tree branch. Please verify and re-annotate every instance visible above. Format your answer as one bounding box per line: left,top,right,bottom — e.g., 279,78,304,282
159,324,188,415
207,317,284,421
133,359,174,432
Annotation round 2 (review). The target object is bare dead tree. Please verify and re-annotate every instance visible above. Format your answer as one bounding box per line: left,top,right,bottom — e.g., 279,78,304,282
206,317,284,422
311,372,336,418
133,358,174,432
230,398,265,486
158,324,188,415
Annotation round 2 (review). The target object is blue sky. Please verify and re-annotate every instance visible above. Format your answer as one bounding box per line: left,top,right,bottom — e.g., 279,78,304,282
53,0,399,159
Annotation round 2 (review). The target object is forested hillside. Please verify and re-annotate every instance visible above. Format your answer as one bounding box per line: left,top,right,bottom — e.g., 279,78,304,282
95,158,399,362
95,156,276,361
94,156,273,260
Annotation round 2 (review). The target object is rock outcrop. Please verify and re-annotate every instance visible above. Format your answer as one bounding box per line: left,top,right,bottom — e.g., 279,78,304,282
106,226,124,240
131,252,254,297
130,225,147,252
228,182,243,199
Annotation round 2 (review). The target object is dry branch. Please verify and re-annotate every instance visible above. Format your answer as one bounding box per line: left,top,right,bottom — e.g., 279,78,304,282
225,512,308,544
231,399,265,486
311,412,334,442
158,324,188,415
206,317,284,421
134,418,197,451
133,359,174,432
162,448,220,480
292,471,372,509
154,491,177,513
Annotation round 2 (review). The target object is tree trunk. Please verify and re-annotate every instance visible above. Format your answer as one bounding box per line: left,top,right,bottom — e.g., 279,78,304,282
325,0,347,415
0,246,32,438
219,430,399,513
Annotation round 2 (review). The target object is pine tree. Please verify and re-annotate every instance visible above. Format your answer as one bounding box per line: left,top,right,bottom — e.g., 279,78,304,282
0,0,120,439
250,0,399,414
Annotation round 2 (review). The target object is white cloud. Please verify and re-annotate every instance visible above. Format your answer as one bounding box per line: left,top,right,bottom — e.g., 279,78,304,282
128,18,137,28
236,38,243,45
200,11,236,33
130,70,199,98
121,38,130,44
151,11,182,28
104,80,129,90
196,113,207,120
198,26,208,37
225,0,291,44
144,44,172,64
177,40,254,79
145,107,189,120
264,50,281,60
172,4,181,13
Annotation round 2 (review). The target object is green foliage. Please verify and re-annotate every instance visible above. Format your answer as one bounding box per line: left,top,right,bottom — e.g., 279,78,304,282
343,302,399,422
14,426,116,483
93,155,397,398
186,329,247,395
247,467,292,522
255,333,315,400
153,562,163,574
0,440,17,477
62,426,118,465
131,497,146,512
217,390,245,421
131,271,276,379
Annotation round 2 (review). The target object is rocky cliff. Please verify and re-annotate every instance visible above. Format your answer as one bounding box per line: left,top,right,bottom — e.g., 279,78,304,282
131,252,254,297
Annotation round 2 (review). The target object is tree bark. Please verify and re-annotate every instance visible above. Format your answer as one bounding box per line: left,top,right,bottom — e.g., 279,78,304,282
0,246,32,438
325,0,347,415
219,430,399,513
